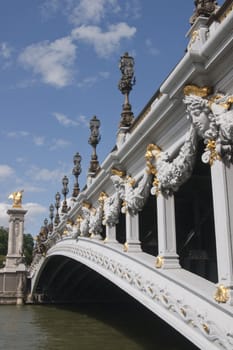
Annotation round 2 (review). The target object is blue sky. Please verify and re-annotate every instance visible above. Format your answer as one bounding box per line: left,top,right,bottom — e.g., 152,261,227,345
0,0,223,235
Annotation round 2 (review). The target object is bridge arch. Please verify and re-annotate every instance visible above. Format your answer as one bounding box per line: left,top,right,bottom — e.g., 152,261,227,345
30,238,233,350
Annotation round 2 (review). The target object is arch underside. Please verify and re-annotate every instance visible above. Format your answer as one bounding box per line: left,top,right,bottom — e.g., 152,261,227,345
31,238,233,350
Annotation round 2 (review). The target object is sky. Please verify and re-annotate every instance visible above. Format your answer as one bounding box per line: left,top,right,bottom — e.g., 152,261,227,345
0,0,224,236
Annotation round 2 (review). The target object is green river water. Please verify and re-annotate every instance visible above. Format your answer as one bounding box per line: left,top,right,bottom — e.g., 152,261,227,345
0,302,198,350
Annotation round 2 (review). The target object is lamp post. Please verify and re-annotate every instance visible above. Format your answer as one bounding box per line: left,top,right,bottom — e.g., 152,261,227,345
88,116,101,175
118,52,136,128
43,218,49,238
190,0,218,25
61,175,69,213
54,192,61,225
72,152,82,197
49,203,54,233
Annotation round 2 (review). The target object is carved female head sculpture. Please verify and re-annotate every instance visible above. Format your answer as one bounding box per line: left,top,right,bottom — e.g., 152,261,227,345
184,91,233,165
184,95,213,137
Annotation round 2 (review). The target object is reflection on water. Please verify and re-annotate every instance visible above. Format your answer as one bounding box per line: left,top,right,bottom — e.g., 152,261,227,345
0,302,198,350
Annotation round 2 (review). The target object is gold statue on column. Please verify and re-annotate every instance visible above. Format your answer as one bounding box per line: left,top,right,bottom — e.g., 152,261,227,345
8,190,24,208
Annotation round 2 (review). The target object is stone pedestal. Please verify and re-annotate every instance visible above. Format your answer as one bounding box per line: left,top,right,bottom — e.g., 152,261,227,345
105,225,118,244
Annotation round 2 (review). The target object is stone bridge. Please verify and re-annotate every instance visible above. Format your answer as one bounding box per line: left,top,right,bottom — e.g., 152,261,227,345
29,2,233,349
30,236,233,350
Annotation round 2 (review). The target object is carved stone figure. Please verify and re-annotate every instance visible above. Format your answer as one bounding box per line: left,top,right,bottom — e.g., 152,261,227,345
64,221,78,239
103,175,124,227
89,193,107,237
184,90,233,165
146,126,198,197
120,171,152,215
80,205,91,236
89,207,103,237
8,190,24,208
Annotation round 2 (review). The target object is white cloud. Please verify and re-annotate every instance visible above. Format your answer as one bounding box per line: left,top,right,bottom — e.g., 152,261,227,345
40,0,61,19
23,185,46,193
0,203,11,228
72,22,136,57
78,115,89,127
69,0,120,25
53,111,89,128
24,202,47,216
5,130,30,138
19,37,76,87
53,112,80,127
77,71,109,88
33,136,45,146
0,42,12,59
27,166,67,182
40,0,120,25
0,165,15,181
50,138,71,150
77,76,98,88
145,38,160,56
23,202,47,234
4,130,45,147
125,0,141,19
99,71,110,79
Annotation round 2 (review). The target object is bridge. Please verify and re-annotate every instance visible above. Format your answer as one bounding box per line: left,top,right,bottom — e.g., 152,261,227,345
30,235,233,350
29,1,233,350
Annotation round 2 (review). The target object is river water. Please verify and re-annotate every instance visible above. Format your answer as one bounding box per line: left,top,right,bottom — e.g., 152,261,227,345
0,302,198,350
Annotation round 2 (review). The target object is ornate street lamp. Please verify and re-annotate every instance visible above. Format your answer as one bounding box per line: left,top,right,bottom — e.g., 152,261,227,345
88,116,101,175
72,152,82,197
49,203,54,233
44,218,48,228
118,52,136,128
61,175,69,213
54,192,61,225
43,218,49,237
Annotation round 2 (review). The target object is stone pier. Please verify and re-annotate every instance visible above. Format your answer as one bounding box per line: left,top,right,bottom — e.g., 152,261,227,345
0,192,27,304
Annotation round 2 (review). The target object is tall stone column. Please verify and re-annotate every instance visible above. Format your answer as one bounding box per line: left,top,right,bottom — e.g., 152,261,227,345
125,212,141,252
156,194,180,269
0,191,28,304
5,208,27,269
211,160,233,303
